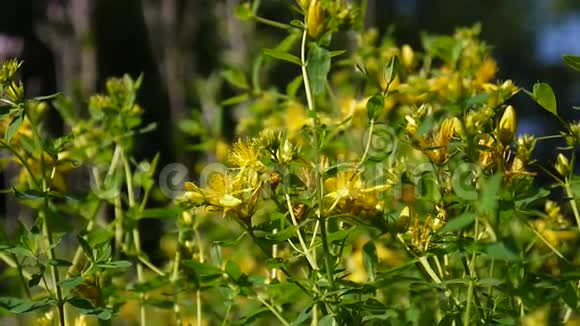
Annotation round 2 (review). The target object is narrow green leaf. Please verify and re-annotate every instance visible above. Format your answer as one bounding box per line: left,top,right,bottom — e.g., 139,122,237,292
222,68,249,90
86,229,113,247
329,50,346,58
33,92,62,101
58,276,85,290
96,260,131,269
479,173,502,216
68,298,112,320
263,49,302,66
225,260,242,282
307,44,331,95
563,55,580,71
383,55,400,86
221,93,250,106
0,297,54,313
485,242,518,261
286,75,303,98
291,306,312,326
5,110,24,143
181,260,222,277
440,213,476,233
362,241,378,282
265,225,297,242
562,282,578,309
77,236,94,262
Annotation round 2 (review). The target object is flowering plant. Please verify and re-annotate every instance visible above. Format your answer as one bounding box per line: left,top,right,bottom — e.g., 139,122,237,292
0,1,579,325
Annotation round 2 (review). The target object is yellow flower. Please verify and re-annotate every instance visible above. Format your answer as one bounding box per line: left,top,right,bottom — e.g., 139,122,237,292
228,139,262,170
424,118,455,164
324,170,389,216
283,101,311,136
205,172,244,209
74,315,88,326
475,57,497,86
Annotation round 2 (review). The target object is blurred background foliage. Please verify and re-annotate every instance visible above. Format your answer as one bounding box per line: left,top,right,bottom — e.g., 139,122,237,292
0,0,579,164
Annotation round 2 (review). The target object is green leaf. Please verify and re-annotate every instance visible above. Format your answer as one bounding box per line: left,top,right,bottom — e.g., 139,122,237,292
5,110,24,143
440,213,476,233
526,82,557,116
366,92,384,120
222,68,249,90
465,92,491,107
291,306,312,326
318,314,335,326
13,188,45,201
68,298,112,320
265,257,287,269
307,44,331,96
225,260,242,282
286,75,303,98
86,229,113,247
77,236,94,262
181,260,223,277
221,93,250,106
485,242,518,261
329,50,346,58
96,260,131,269
263,49,302,66
28,273,42,288
383,55,400,86
562,282,578,309
362,241,378,282
33,92,62,101
47,259,72,267
0,297,54,313
234,2,254,21
265,225,298,242
479,173,502,216
58,276,85,290
563,55,580,71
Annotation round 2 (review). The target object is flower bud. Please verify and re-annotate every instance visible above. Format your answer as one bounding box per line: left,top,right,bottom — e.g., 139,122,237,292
297,0,310,10
401,44,415,68
452,117,464,137
6,81,24,102
497,105,517,145
307,0,325,38
181,211,193,226
555,153,570,177
566,122,580,148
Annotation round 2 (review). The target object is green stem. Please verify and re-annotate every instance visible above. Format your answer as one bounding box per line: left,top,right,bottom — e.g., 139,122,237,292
301,28,314,112
172,227,183,326
256,295,291,326
193,227,205,326
355,119,375,171
464,280,473,326
284,193,318,269
42,209,66,326
254,16,290,30
563,158,580,322
122,151,146,326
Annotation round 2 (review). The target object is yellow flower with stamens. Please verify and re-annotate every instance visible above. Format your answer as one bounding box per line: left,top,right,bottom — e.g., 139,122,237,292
324,170,390,216
228,139,262,171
